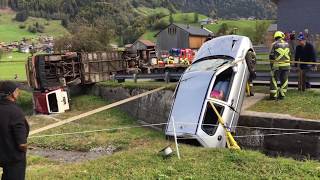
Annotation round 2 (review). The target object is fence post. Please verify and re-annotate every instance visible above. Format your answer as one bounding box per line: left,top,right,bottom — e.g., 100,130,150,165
164,72,170,84
111,74,115,82
133,73,137,83
298,68,306,92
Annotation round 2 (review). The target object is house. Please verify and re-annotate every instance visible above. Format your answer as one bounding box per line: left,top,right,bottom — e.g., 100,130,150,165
155,23,213,51
131,39,156,63
199,18,213,25
19,44,32,53
273,0,320,34
247,16,256,21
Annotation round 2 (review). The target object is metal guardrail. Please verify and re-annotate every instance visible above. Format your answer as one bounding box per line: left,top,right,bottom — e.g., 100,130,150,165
114,72,181,83
114,71,320,87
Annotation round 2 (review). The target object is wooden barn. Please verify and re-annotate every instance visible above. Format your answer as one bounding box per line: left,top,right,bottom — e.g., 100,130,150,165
131,39,156,63
155,23,212,51
273,0,320,34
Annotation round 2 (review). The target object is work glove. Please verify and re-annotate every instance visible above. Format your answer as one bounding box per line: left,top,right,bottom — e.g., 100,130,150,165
19,144,28,152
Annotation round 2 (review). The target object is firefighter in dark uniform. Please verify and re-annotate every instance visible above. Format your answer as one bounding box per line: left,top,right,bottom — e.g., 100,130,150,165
269,31,291,100
0,81,29,180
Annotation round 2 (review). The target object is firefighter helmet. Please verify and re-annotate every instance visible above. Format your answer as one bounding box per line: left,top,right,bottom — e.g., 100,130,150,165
274,31,285,39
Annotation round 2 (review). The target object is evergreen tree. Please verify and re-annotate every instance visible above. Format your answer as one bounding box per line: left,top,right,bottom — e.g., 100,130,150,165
169,13,174,24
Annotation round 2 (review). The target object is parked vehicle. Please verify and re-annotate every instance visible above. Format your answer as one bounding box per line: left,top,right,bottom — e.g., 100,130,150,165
165,35,256,148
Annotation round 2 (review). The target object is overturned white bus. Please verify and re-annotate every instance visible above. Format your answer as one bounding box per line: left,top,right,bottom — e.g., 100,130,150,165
166,35,256,148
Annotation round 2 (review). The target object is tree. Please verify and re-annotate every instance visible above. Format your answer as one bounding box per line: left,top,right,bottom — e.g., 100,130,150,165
61,17,69,27
194,13,199,23
15,10,28,22
217,23,229,35
253,21,269,44
54,18,114,52
169,13,174,24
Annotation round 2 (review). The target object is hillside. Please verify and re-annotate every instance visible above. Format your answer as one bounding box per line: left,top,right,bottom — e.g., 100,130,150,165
0,11,68,42
3,0,275,44
168,0,276,19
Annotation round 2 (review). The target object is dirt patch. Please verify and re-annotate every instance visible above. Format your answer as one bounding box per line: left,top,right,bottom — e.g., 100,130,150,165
28,145,117,163
0,8,14,14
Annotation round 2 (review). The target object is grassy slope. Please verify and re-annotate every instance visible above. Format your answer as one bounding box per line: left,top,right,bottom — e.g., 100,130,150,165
250,89,320,120
0,12,68,81
0,51,30,80
27,146,320,179
0,12,68,42
19,92,320,179
204,20,274,36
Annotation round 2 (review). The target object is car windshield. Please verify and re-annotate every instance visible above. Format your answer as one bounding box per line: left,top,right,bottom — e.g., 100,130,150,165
186,58,231,73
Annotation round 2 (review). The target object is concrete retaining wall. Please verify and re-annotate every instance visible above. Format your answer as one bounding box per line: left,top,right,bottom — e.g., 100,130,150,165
89,85,320,160
88,85,173,129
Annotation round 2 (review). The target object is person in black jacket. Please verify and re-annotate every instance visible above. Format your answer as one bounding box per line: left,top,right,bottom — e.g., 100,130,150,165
295,34,317,89
0,81,29,180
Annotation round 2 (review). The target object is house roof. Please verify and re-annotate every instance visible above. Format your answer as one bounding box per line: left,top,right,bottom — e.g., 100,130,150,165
155,23,213,37
137,39,155,47
124,44,133,48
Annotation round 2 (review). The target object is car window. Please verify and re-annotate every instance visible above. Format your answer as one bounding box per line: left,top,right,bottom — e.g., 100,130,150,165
186,59,230,73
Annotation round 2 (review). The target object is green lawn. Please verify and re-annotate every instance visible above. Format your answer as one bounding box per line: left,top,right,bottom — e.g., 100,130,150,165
0,61,26,80
250,89,320,120
16,92,320,179
0,51,29,80
204,20,274,35
0,51,30,61
0,12,68,43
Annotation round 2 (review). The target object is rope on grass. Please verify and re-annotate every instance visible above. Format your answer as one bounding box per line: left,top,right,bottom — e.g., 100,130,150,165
29,123,168,139
29,122,320,139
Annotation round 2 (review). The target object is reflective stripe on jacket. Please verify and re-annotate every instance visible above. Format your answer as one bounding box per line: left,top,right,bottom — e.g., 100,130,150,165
269,39,291,68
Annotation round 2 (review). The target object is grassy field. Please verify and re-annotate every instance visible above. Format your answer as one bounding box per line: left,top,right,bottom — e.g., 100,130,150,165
0,51,30,80
9,91,317,179
0,61,26,80
204,20,274,36
0,51,30,61
0,11,68,81
0,12,68,42
250,88,320,120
